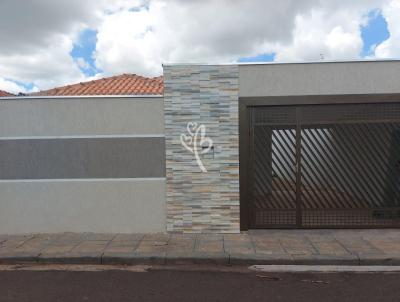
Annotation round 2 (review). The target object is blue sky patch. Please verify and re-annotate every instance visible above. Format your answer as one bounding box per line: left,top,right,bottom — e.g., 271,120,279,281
70,29,101,76
5,78,36,94
361,9,390,57
238,52,275,63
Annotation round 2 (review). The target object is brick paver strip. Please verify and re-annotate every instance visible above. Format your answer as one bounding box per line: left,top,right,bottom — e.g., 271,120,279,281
1,230,400,265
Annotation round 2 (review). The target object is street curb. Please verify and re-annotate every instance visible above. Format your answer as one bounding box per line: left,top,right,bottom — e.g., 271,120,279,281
102,252,166,265
0,254,39,264
291,254,360,265
38,255,102,265
358,254,400,266
229,254,293,265
2,254,400,266
165,252,229,265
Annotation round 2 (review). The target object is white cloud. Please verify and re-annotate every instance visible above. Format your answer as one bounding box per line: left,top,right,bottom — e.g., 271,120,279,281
0,0,103,90
94,0,319,76
0,34,87,90
94,0,394,76
94,6,163,76
75,57,91,70
0,0,398,89
375,0,400,58
273,1,388,62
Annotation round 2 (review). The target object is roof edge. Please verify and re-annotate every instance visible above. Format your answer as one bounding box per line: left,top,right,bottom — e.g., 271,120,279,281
0,94,163,100
163,58,400,67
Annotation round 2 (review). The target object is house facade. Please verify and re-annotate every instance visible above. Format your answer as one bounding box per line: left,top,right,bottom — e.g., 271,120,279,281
0,89,13,97
1,60,400,234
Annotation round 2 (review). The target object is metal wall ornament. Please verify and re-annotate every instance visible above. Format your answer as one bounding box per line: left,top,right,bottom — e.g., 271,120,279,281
180,122,213,172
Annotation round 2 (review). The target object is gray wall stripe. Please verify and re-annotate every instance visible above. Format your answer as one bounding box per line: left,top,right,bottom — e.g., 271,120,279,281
0,137,166,179
0,178,166,183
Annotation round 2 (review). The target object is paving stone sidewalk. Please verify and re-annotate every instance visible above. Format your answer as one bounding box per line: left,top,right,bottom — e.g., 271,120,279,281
1,229,400,265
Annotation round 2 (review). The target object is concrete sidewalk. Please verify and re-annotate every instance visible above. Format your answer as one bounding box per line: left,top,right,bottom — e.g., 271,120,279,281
1,229,400,266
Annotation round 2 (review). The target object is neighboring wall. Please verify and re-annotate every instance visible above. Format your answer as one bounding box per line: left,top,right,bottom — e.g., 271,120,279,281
0,96,165,234
239,60,400,97
164,65,240,233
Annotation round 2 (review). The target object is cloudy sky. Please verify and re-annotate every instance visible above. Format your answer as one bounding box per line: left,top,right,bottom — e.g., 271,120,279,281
0,0,399,94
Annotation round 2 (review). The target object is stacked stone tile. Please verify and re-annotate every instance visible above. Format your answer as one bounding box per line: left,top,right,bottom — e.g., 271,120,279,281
164,64,240,233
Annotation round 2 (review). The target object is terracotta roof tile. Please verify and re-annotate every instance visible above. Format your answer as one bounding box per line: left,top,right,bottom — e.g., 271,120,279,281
31,73,163,96
0,89,14,97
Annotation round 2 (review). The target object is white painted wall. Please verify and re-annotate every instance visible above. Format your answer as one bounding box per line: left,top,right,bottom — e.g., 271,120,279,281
0,179,166,234
0,96,164,137
0,96,166,234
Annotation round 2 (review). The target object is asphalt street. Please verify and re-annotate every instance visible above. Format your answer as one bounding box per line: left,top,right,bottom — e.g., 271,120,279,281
1,266,400,302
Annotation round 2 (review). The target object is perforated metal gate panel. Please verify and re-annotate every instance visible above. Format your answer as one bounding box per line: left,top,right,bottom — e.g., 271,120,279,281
249,103,400,228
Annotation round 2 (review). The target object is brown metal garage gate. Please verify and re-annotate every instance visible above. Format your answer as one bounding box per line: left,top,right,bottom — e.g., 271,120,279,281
248,102,400,228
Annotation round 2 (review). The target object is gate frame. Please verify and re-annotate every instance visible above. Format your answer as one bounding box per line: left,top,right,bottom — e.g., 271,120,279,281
239,93,400,231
